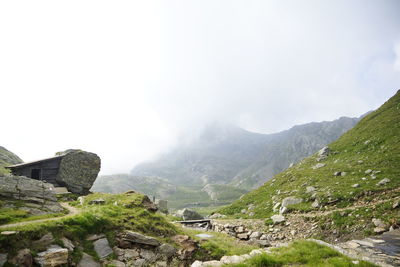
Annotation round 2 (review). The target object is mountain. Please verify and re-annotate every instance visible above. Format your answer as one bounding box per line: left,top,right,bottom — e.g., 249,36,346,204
131,117,361,190
0,146,22,176
92,174,248,209
219,90,400,240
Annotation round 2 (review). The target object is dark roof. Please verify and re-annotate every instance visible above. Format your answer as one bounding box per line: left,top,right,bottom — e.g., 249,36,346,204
6,155,65,169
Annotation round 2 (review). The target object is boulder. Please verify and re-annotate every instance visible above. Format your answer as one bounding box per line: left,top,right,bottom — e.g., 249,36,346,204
281,197,303,207
34,246,68,267
317,146,330,160
10,249,32,267
176,208,204,221
271,215,285,224
237,233,249,240
249,232,262,239
55,150,101,195
377,178,390,186
0,176,62,212
77,253,100,267
61,237,75,251
121,231,161,247
93,238,113,258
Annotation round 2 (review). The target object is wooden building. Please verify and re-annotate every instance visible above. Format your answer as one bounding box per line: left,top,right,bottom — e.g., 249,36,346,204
6,155,65,186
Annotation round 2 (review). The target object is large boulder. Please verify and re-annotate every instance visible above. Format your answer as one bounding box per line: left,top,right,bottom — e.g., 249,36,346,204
55,150,101,195
0,176,62,213
34,246,68,267
176,209,204,221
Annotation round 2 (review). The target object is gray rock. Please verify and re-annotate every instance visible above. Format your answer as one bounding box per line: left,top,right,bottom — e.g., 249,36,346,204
157,244,176,258
237,233,249,240
312,163,326,169
86,234,105,241
32,233,55,249
279,206,288,214
0,176,62,212
35,246,68,267
124,249,139,260
93,238,112,258
0,254,7,267
176,208,204,221
272,202,281,212
352,184,360,188
377,178,390,186
10,249,32,267
155,261,168,267
55,150,101,195
374,227,387,234
252,239,270,247
133,258,146,266
282,197,303,207
77,196,85,205
1,231,18,236
365,169,373,174
333,172,341,176
249,231,262,239
317,146,330,160
61,237,75,251
108,260,125,267
78,253,100,267
372,218,386,228
140,249,157,263
393,201,399,209
121,231,161,247
306,186,316,193
271,214,285,224
311,199,320,208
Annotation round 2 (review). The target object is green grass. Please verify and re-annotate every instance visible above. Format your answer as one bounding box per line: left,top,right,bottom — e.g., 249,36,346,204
0,192,180,262
219,91,400,237
222,240,377,267
183,228,258,261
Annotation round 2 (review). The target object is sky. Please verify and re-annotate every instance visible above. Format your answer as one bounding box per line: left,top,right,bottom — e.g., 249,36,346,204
0,0,399,174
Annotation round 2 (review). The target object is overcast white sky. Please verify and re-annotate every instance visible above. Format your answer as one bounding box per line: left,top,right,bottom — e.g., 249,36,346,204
1,0,399,174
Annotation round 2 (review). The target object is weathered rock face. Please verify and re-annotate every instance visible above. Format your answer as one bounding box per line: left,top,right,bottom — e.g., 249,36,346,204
55,150,101,195
34,246,68,267
0,176,63,213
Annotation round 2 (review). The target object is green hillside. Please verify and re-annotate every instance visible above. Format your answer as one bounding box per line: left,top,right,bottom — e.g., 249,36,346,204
219,90,400,237
0,146,22,176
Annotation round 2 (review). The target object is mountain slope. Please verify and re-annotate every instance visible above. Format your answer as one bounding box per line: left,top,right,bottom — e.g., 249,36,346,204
132,117,360,189
219,90,400,238
0,146,22,176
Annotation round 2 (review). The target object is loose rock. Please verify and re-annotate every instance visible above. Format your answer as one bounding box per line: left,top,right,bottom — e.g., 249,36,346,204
93,238,113,258
78,253,100,267
34,246,68,267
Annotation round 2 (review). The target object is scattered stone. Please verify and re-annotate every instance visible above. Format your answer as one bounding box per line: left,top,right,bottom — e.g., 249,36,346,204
133,258,146,266
311,199,320,208
107,260,125,267
86,234,105,241
306,186,316,193
279,206,287,214
240,209,247,214
237,233,249,240
209,213,226,219
372,218,386,228
34,246,68,267
89,198,105,205
352,184,360,188
393,201,399,209
78,253,100,267
361,177,367,180
271,215,285,224
312,163,326,169
377,178,390,186
281,197,303,207
32,233,55,249
341,172,347,176
10,249,32,267
121,231,161,247
93,238,113,258
0,231,17,236
61,237,75,251
249,232,262,239
248,212,255,217
374,227,387,234
365,169,372,174
140,249,157,263
357,160,363,164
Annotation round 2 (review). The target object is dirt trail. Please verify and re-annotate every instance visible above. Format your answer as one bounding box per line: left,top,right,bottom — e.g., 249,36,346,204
0,203,80,229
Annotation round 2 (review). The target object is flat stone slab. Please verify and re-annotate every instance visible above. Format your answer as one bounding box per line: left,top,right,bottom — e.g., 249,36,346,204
93,238,112,259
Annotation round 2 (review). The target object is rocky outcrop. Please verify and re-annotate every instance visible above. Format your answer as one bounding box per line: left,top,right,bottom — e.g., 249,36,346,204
0,176,63,213
34,246,68,267
176,209,204,221
56,150,101,195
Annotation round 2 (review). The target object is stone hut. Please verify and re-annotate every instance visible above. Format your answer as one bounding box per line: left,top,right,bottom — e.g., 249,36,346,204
6,149,100,195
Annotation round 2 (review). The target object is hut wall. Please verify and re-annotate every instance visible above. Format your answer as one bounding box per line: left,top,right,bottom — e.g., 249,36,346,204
10,158,63,186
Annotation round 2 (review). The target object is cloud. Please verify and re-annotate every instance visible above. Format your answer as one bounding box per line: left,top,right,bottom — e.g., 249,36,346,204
0,0,399,173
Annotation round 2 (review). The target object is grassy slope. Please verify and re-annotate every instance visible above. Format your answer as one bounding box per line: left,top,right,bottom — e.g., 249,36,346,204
219,90,400,233
0,192,179,262
0,146,22,176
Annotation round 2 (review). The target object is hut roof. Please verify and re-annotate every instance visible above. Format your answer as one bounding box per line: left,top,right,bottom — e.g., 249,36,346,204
6,155,65,169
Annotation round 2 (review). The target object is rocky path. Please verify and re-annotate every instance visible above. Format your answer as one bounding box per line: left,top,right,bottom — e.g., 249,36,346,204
0,203,80,229
311,229,400,267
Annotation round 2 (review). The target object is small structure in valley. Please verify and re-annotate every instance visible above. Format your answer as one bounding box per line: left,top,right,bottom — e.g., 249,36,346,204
6,149,101,195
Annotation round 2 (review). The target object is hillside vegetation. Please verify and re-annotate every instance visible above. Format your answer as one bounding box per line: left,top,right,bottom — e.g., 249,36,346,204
0,146,22,176
219,90,400,239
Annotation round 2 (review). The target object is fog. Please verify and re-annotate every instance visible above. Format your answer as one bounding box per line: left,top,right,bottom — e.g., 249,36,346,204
1,0,399,174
